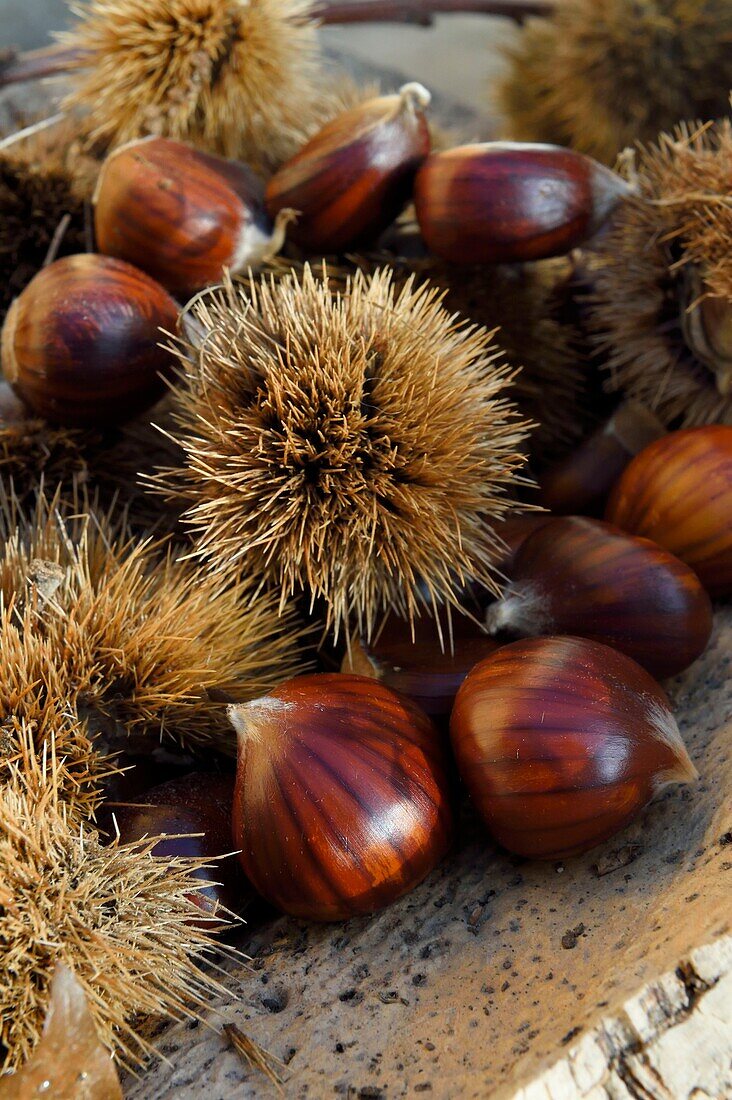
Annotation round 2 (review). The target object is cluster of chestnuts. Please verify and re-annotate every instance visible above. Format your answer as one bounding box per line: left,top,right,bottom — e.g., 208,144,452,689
117,421,731,922
1,83,630,428
3,5,731,1085
2,83,730,924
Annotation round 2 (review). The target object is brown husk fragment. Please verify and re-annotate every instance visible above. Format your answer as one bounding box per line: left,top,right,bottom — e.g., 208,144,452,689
0,116,96,322
413,258,591,465
156,265,530,641
499,0,732,165
588,118,732,427
1,963,123,1099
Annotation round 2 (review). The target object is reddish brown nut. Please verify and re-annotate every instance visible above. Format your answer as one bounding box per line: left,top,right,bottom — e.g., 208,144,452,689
265,83,431,253
485,516,713,678
94,137,289,298
342,608,501,718
112,773,247,919
414,142,630,264
606,425,732,598
539,401,666,516
1,254,179,427
230,674,453,921
450,636,697,860
491,513,555,574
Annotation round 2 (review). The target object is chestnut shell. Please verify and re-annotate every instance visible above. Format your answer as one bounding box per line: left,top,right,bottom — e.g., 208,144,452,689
1,254,178,427
450,636,696,859
606,425,732,598
231,673,454,921
492,516,713,678
112,773,247,918
343,609,501,717
94,136,270,298
265,88,431,254
414,142,628,264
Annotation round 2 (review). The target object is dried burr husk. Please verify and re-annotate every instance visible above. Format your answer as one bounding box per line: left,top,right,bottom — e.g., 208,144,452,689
499,0,732,165
0,490,306,815
244,254,588,468
588,119,732,428
0,115,96,323
58,0,330,173
156,264,531,642
0,772,236,1074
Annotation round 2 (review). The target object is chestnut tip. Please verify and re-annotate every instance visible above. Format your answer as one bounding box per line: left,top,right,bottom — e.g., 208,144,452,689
227,697,292,746
587,159,633,237
484,584,549,637
398,82,432,113
231,207,297,274
647,701,698,789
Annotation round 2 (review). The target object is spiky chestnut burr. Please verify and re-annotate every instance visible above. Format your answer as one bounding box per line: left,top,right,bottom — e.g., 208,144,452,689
588,120,732,428
0,382,185,532
242,255,586,467
0,776,234,1073
0,118,93,323
156,265,530,641
0,492,305,813
499,0,732,165
414,258,590,465
56,0,328,172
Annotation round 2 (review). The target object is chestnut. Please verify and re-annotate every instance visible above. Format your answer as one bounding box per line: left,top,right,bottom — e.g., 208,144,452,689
229,673,454,921
606,425,732,598
485,516,713,678
539,401,666,516
341,608,501,718
265,83,431,254
492,512,555,574
1,254,179,427
414,142,630,264
94,137,291,299
450,636,697,860
111,772,248,919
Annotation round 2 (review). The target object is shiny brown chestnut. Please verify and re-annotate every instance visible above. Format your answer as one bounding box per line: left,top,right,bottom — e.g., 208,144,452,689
485,517,713,678
265,83,431,254
341,609,501,718
414,142,630,264
492,513,555,574
450,636,697,860
1,254,179,427
94,137,291,299
539,401,666,516
606,425,732,599
229,673,454,922
112,773,247,919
